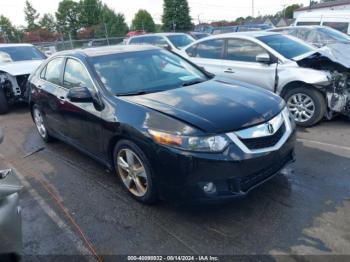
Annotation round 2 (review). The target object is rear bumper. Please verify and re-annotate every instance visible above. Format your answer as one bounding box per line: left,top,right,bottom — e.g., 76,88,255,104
153,128,296,201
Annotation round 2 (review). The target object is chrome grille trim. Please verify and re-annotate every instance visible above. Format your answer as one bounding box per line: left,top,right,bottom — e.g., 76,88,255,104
226,107,293,154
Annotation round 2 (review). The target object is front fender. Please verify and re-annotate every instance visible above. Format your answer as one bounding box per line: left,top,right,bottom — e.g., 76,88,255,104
277,65,331,95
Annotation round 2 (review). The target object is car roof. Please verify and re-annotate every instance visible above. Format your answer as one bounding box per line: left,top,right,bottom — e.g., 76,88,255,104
0,43,34,48
130,32,188,38
209,31,281,39
269,25,324,31
53,44,160,58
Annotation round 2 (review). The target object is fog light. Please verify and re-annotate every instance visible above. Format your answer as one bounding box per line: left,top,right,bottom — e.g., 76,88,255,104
203,182,216,194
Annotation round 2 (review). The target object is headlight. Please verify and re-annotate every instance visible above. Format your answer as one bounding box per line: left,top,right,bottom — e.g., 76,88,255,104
149,130,229,152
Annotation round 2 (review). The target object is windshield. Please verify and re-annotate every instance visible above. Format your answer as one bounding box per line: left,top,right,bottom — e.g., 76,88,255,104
166,34,194,48
90,49,208,96
318,27,350,43
258,34,313,59
0,46,45,62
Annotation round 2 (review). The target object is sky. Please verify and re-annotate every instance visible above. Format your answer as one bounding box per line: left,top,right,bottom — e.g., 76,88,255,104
0,0,311,26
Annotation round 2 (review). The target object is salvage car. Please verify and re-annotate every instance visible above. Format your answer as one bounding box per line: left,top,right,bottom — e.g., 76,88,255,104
28,45,296,203
0,128,22,260
181,31,350,126
0,44,45,114
269,26,350,48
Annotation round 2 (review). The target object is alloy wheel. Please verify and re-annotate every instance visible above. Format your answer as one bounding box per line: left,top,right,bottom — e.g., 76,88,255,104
33,108,47,138
117,148,148,197
287,93,315,123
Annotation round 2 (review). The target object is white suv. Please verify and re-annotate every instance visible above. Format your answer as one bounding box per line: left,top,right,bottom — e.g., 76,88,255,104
181,31,350,127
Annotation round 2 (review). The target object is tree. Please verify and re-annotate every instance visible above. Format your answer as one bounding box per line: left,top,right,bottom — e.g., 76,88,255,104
79,0,103,27
0,15,21,42
95,5,128,37
39,13,56,33
162,0,192,31
56,0,81,37
283,4,303,19
132,10,155,32
24,0,40,31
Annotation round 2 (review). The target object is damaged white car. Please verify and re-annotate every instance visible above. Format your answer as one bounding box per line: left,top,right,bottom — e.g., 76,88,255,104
0,44,45,114
181,32,350,126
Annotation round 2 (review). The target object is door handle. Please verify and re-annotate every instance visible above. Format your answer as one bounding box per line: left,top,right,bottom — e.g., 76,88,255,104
224,68,235,74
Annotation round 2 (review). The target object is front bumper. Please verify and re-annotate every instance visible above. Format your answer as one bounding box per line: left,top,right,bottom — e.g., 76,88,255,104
152,128,296,201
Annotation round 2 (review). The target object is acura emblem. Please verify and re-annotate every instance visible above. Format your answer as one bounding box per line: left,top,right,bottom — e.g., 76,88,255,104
267,123,274,134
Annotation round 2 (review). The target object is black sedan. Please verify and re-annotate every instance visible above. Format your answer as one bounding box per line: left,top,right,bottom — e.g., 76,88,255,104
28,45,296,204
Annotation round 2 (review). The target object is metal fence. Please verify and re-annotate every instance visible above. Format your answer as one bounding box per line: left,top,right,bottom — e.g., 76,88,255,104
32,36,126,54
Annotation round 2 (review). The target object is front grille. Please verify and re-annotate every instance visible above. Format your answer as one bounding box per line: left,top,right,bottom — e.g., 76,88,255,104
240,123,286,150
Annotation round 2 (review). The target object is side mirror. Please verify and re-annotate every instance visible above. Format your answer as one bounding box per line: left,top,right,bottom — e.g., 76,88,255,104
159,44,172,51
67,86,94,103
256,53,271,64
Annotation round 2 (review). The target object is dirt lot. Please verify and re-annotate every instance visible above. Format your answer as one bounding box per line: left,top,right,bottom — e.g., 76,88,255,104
0,105,350,261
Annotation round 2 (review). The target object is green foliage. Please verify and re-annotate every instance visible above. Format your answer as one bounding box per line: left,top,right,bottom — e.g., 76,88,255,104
277,4,303,18
95,5,129,37
0,15,21,42
55,0,81,37
79,0,103,27
39,14,56,33
162,0,192,31
24,0,40,31
132,10,156,32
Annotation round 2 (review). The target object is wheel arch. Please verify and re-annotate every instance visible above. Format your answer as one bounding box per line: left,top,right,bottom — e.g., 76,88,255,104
280,81,326,100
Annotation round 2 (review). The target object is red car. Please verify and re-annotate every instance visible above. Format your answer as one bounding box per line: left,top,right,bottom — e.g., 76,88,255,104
126,30,147,38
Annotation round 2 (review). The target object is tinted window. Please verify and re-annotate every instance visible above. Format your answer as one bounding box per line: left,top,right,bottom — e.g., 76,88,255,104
0,46,45,62
323,22,349,34
63,58,94,90
258,34,313,59
129,36,167,46
225,39,268,62
296,22,320,26
90,49,207,95
44,58,64,85
166,34,194,48
188,39,224,59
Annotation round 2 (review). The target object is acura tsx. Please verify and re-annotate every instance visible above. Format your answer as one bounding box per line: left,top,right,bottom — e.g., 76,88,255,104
28,45,296,204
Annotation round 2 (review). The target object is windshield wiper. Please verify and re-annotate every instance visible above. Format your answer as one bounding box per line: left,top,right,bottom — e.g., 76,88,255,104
181,79,206,87
116,91,149,96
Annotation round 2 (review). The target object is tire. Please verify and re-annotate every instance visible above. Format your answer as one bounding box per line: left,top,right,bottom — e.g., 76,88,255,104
113,139,158,204
32,104,54,142
284,86,326,127
0,88,9,114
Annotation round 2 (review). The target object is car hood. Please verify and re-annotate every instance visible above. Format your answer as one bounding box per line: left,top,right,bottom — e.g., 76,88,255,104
0,60,43,76
294,44,350,72
122,78,284,133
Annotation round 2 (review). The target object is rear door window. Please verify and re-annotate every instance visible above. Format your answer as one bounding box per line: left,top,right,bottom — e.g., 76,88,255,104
187,39,224,59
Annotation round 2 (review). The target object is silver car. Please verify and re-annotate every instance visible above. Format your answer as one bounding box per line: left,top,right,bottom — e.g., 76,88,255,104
0,129,22,259
181,31,350,126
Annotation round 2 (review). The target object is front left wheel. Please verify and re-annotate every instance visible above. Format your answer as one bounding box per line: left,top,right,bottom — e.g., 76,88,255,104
113,140,158,204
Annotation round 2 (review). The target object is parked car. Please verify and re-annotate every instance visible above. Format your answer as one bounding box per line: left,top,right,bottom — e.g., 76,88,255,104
0,44,46,114
0,128,22,260
126,33,195,54
126,30,147,38
269,25,350,48
195,24,274,35
28,45,296,203
294,11,350,35
187,31,210,40
181,31,350,126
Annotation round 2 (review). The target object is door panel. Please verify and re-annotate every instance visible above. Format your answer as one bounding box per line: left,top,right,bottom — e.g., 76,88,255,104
185,39,225,75
221,38,277,91
61,58,104,157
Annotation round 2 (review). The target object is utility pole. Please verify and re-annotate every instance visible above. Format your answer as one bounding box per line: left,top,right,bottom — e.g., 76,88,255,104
104,22,110,46
252,0,254,17
282,4,287,18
